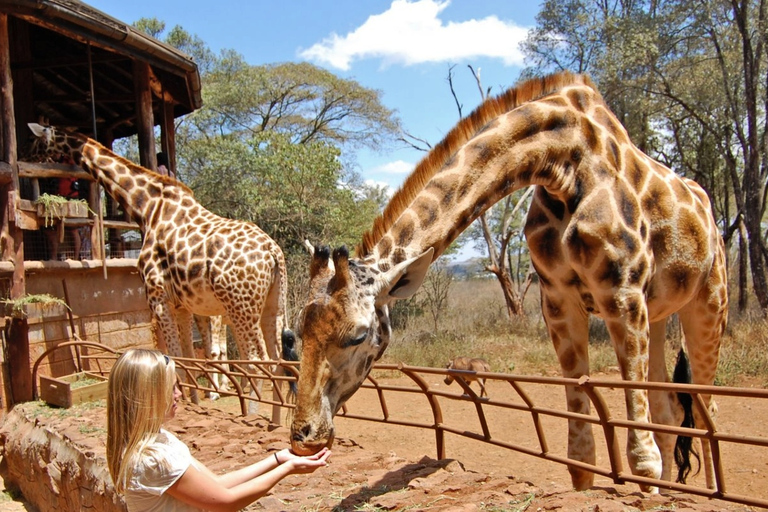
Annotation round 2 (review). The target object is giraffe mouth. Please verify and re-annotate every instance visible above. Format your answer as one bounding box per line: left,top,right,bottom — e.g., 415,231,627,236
291,431,335,456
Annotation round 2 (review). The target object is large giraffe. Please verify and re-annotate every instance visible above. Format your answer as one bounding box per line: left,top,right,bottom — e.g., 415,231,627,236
26,124,289,414
288,73,728,492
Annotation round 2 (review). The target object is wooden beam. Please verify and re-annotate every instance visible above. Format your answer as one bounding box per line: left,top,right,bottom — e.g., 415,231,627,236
18,161,92,180
1,14,17,175
133,60,155,169
1,13,31,408
1,13,25,295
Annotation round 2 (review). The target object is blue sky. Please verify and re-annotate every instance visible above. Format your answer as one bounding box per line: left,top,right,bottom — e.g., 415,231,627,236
87,1,540,188
87,1,542,258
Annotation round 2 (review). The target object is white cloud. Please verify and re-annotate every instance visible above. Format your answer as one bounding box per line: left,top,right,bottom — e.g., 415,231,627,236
299,0,528,70
369,159,413,175
365,178,395,191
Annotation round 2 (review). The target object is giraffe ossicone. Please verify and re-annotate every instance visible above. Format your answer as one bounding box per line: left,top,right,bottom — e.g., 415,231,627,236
288,72,727,493
26,123,291,417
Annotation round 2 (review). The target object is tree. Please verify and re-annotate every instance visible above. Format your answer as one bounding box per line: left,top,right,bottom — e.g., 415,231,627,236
418,257,454,332
191,55,400,151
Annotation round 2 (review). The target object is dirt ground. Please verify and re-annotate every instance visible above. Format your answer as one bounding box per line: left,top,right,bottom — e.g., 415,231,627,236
1,369,766,511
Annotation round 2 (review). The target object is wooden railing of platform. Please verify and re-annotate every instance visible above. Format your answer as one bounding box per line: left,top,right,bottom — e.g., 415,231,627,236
31,341,768,509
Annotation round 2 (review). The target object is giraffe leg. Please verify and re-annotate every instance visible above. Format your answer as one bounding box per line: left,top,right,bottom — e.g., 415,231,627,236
211,316,230,394
678,299,725,489
194,314,220,401
148,296,199,403
603,300,662,493
647,318,683,486
540,290,595,490
260,268,287,425
177,308,200,405
230,313,269,416
151,316,167,353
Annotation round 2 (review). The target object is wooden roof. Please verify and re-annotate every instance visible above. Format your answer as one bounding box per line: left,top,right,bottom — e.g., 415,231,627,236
1,0,202,139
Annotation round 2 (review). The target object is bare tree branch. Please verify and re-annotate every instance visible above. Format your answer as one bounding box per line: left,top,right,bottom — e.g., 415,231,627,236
398,131,432,152
447,64,463,118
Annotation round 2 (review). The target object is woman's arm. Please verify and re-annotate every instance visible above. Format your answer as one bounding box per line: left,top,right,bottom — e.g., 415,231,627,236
191,448,321,488
166,448,331,512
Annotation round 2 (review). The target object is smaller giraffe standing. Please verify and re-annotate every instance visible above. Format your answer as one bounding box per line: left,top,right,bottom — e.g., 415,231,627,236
194,315,230,400
26,124,290,419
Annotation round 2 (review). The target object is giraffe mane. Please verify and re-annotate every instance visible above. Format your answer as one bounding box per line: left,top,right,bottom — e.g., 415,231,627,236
356,71,597,258
68,130,194,194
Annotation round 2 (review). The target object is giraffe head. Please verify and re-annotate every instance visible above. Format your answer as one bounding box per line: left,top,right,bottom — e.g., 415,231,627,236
290,245,432,455
25,123,81,164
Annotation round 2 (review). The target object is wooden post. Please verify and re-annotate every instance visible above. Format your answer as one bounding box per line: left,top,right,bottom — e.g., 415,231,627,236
133,60,155,169
161,100,176,178
1,13,32,406
5,318,32,403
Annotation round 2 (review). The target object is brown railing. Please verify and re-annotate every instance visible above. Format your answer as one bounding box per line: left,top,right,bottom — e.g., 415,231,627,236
31,341,768,509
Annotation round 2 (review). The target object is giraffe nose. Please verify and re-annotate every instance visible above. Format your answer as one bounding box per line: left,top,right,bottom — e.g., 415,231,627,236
290,422,335,455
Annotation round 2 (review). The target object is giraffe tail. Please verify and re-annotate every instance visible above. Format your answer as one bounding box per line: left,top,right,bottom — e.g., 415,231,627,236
673,347,700,484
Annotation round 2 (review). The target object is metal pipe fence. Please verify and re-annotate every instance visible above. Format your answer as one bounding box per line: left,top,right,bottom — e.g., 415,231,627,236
31,341,768,509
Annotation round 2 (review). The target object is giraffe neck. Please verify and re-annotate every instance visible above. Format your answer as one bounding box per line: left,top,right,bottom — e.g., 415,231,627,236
366,81,604,268
61,133,170,224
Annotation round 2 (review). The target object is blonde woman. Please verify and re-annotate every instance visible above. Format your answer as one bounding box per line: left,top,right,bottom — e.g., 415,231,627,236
107,348,330,512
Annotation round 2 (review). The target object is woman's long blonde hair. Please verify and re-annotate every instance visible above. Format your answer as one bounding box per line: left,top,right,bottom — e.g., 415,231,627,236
107,348,177,493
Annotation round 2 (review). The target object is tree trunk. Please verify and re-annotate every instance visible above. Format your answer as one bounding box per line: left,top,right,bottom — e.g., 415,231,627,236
738,218,749,312
487,264,525,317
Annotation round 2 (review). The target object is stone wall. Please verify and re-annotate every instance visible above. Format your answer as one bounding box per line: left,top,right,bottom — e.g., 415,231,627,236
0,262,154,411
0,403,125,511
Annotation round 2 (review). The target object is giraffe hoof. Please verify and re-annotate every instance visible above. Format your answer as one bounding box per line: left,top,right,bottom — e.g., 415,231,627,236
207,391,221,401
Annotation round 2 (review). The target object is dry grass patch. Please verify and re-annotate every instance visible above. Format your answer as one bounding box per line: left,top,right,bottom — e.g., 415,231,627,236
381,277,763,386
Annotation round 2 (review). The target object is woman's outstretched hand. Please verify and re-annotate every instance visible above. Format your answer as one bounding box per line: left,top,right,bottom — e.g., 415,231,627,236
276,447,332,475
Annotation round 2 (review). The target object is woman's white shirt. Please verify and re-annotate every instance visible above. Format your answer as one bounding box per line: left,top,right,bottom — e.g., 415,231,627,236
125,429,205,512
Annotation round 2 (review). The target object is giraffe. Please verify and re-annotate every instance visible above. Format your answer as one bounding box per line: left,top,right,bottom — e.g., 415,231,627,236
287,73,728,493
26,123,290,416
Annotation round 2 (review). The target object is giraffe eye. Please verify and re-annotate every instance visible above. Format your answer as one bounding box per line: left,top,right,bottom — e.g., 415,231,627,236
341,333,367,349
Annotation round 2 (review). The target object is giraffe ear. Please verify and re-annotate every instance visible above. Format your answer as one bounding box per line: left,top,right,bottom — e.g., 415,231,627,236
28,123,55,145
378,248,434,300
28,122,47,138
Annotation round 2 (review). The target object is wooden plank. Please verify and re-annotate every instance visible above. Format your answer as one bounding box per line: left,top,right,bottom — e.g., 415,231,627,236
18,161,92,180
14,208,40,230
62,218,94,227
102,219,139,230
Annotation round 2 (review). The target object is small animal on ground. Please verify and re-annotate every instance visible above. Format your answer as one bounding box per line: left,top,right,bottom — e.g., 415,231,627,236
444,357,491,398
